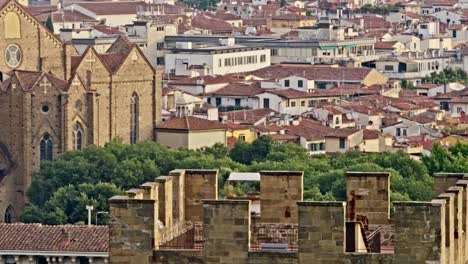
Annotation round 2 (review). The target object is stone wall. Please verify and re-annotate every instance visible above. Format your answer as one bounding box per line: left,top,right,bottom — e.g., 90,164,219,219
260,171,303,224
109,196,156,264
394,201,446,264
346,171,390,224
169,169,185,225
203,200,250,263
184,170,218,223
156,176,173,228
298,201,345,264
109,170,468,264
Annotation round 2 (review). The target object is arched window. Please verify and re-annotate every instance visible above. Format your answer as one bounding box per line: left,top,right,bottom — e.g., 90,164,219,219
40,133,53,161
72,122,83,150
4,205,15,223
130,94,139,144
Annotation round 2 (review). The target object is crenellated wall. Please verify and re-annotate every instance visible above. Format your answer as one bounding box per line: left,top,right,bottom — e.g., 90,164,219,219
109,170,468,264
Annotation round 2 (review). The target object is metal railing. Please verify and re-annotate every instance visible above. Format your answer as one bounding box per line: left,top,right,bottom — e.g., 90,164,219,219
159,222,204,250
250,224,298,252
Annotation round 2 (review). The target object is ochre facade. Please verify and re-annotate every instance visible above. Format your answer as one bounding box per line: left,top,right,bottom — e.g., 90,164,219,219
0,0,161,221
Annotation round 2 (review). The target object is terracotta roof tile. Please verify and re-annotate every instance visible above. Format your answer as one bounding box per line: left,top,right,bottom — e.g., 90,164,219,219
156,116,226,130
207,82,264,97
0,224,108,252
363,129,380,140
250,64,376,82
4,70,68,93
36,10,95,23
374,41,398,49
270,133,299,141
191,14,234,34
74,1,147,15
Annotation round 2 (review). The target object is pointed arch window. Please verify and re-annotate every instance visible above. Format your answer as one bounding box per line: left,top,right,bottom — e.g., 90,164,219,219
130,94,139,144
72,122,84,150
40,133,53,161
4,205,15,223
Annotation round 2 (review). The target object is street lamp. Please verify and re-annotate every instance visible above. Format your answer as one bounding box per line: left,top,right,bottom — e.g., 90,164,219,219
95,211,109,225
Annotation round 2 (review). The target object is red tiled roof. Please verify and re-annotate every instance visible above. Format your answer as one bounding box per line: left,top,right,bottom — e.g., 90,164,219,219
325,127,361,138
156,116,226,130
98,52,129,73
0,224,108,252
2,71,68,93
250,64,376,82
74,1,146,15
207,11,241,20
27,4,58,16
374,41,398,49
191,14,234,34
207,82,264,97
363,129,380,140
262,88,310,99
254,124,283,133
93,25,125,35
36,10,95,23
285,124,325,141
270,133,299,141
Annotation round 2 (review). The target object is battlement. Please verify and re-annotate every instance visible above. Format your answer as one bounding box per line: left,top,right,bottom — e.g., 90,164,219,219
109,170,468,264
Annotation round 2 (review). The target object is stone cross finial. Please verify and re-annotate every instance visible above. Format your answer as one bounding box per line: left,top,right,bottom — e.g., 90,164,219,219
39,77,51,95
86,54,96,71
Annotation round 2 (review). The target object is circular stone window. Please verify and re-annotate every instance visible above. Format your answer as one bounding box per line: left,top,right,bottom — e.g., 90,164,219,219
41,105,50,113
5,44,22,69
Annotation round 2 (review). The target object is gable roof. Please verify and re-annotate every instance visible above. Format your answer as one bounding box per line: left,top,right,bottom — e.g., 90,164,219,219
206,82,264,97
73,1,146,15
0,224,108,253
156,116,227,131
3,70,68,93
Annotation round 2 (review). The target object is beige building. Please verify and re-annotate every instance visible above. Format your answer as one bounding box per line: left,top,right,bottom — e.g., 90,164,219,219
0,0,161,221
155,116,227,149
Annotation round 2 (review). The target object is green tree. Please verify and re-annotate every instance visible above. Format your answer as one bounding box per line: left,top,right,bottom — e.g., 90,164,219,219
22,138,466,224
22,183,122,224
45,16,54,33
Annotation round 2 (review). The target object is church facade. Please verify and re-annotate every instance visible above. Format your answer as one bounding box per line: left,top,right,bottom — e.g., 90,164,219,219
0,0,162,222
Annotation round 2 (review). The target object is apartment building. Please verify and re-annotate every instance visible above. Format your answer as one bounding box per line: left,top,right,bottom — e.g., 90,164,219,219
164,40,271,75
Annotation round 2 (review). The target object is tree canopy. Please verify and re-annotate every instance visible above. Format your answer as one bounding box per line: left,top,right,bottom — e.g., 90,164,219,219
422,68,468,84
21,138,468,224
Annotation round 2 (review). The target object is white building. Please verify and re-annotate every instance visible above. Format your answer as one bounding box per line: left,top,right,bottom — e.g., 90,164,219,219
165,40,271,75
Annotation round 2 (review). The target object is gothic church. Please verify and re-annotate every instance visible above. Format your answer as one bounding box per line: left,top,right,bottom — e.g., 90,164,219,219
0,0,162,222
